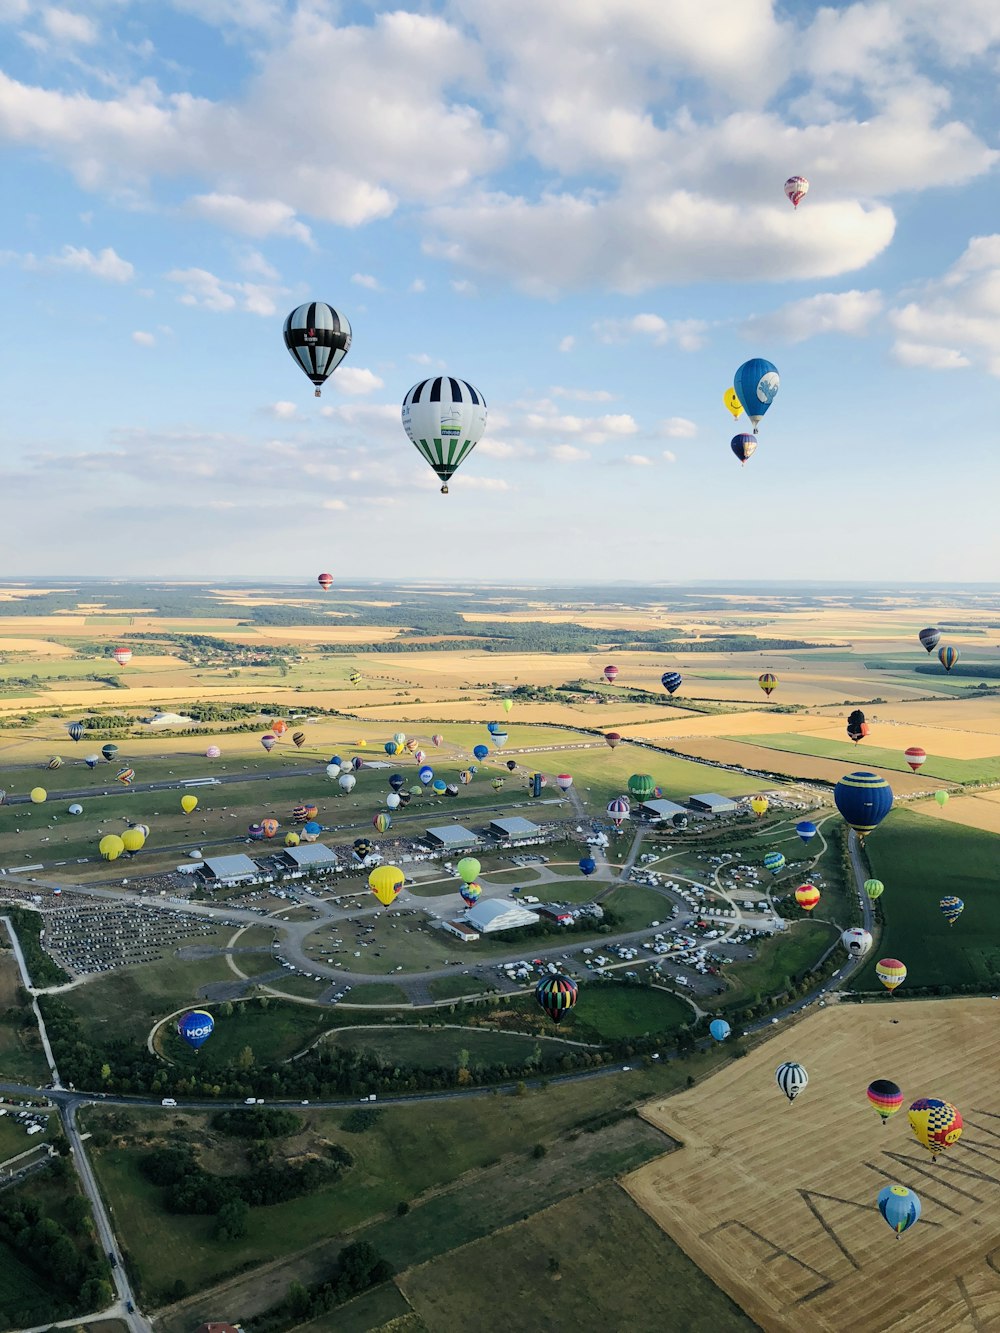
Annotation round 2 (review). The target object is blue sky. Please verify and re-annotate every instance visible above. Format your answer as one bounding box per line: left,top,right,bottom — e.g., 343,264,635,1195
0,0,998,581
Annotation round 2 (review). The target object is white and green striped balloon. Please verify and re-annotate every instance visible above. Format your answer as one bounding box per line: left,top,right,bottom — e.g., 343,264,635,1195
402,376,487,493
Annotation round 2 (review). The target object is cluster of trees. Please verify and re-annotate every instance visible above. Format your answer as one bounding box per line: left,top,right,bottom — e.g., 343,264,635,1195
0,1191,113,1321
212,1106,302,1138
253,1242,393,1333
9,909,70,987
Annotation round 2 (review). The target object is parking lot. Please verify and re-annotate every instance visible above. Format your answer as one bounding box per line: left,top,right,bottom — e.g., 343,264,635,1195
41,904,230,976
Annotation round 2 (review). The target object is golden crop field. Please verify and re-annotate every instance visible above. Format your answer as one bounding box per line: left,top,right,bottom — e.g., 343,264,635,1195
662,737,946,793
909,791,1000,835
624,999,1000,1333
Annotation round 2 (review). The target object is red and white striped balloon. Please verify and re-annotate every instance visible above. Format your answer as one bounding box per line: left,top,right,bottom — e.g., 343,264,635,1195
904,746,927,771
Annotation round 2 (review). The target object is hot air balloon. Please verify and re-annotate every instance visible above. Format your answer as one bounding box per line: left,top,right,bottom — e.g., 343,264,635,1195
503,698,513,714
908,1098,963,1157
113,647,133,667
302,820,321,841
603,665,619,685
177,1009,214,1050
750,796,769,818
723,387,742,420
605,732,621,750
506,760,517,772
47,756,63,770
101,744,118,763
758,673,777,697
784,175,809,208
555,774,573,793
67,722,85,743
432,733,443,747
776,1061,808,1103
373,812,391,834
904,746,926,771
939,645,959,672
122,827,146,854
918,627,941,653
456,857,481,884
442,782,456,796
460,881,482,908
490,731,508,750
867,1080,904,1125
841,927,873,957
418,765,433,785
733,358,779,432
535,974,577,1023
29,787,46,804
607,797,630,828
292,803,318,824
284,302,351,396
181,794,198,814
473,745,489,762
349,671,362,686
939,896,964,926
661,672,682,695
271,720,287,738
261,818,279,839
405,740,419,754
116,767,135,786
847,709,868,744
389,773,405,793
393,733,407,748
67,803,83,816
248,823,265,841
731,433,757,464
317,572,333,590
865,878,885,901
85,755,99,769
795,821,817,843
402,376,487,493
325,764,339,780
338,773,356,794
369,864,405,907
763,852,785,875
876,958,907,994
877,1185,920,1237
284,831,300,847
205,745,221,759
492,778,504,791
99,834,124,861
357,738,367,748
579,856,596,876
709,1019,731,1042
292,732,305,748
261,734,276,753
386,792,401,810
935,790,949,807
627,774,655,803
486,721,503,737
795,883,820,911
834,772,893,842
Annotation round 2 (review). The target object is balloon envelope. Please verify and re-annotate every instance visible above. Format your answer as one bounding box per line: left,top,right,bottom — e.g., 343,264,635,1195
535,974,577,1023
918,627,941,653
731,433,757,464
867,1080,904,1122
876,958,907,993
834,772,894,841
369,865,405,907
877,1184,920,1236
283,302,351,394
733,358,780,430
723,387,742,420
784,175,809,207
456,857,481,884
177,1009,215,1050
795,883,820,911
758,673,777,696
661,672,682,694
904,746,926,771
908,1098,962,1156
30,787,46,804
709,1019,731,1042
473,745,489,761
938,645,959,671
776,1061,808,1103
864,878,885,901
579,856,596,876
939,895,964,925
841,927,873,957
402,376,487,492
795,821,817,843
181,795,198,814
763,852,785,875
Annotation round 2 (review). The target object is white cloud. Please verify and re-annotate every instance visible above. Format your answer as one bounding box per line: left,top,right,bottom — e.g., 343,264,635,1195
558,335,575,352
166,266,285,315
449,474,510,491
592,313,708,348
623,453,653,466
522,406,639,444
741,289,884,342
662,449,677,463
265,401,299,418
476,437,535,459
131,330,155,347
49,245,133,282
409,278,426,293
550,386,614,402
888,235,1000,375
42,7,96,44
235,249,280,281
352,272,382,291
450,278,477,296
549,444,590,463
660,417,697,438
326,367,384,396
188,194,312,244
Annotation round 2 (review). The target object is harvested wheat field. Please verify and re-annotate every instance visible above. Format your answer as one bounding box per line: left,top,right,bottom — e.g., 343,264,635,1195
910,791,1000,835
624,999,1000,1332
663,736,944,793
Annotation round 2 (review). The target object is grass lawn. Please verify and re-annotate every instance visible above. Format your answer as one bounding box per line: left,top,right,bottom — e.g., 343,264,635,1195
342,983,409,1006
64,952,238,1045
602,884,673,930
325,1025,573,1070
852,808,1000,991
0,1111,50,1160
476,982,691,1044
427,975,493,1000
531,877,605,904
0,1015,51,1084
231,924,279,948
296,1283,413,1333
706,920,839,1011
400,1180,755,1333
229,951,281,978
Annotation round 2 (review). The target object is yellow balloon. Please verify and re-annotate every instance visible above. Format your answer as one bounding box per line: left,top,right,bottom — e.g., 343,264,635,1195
284,831,300,847
181,794,198,814
369,864,405,907
30,787,46,804
750,795,769,818
99,834,125,861
121,828,145,853
724,387,742,421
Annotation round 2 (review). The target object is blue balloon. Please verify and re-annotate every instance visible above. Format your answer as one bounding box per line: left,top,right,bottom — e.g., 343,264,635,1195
487,721,503,735
389,773,405,792
385,741,398,756
473,745,489,761
709,1019,731,1042
432,779,448,794
579,856,596,876
304,820,321,836
834,771,894,841
733,357,779,431
419,765,434,785
795,820,818,843
661,672,682,694
85,755,99,769
877,1184,921,1236
330,755,342,768
177,1009,214,1050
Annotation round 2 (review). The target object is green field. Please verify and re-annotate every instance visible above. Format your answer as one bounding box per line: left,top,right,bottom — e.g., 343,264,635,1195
729,731,1000,784
0,1237,57,1331
0,1016,51,1084
427,975,492,1000
343,983,409,1006
706,920,839,1011
326,1025,574,1069
400,1180,755,1332
0,1111,50,1160
852,809,1000,991
487,982,692,1044
601,884,673,930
